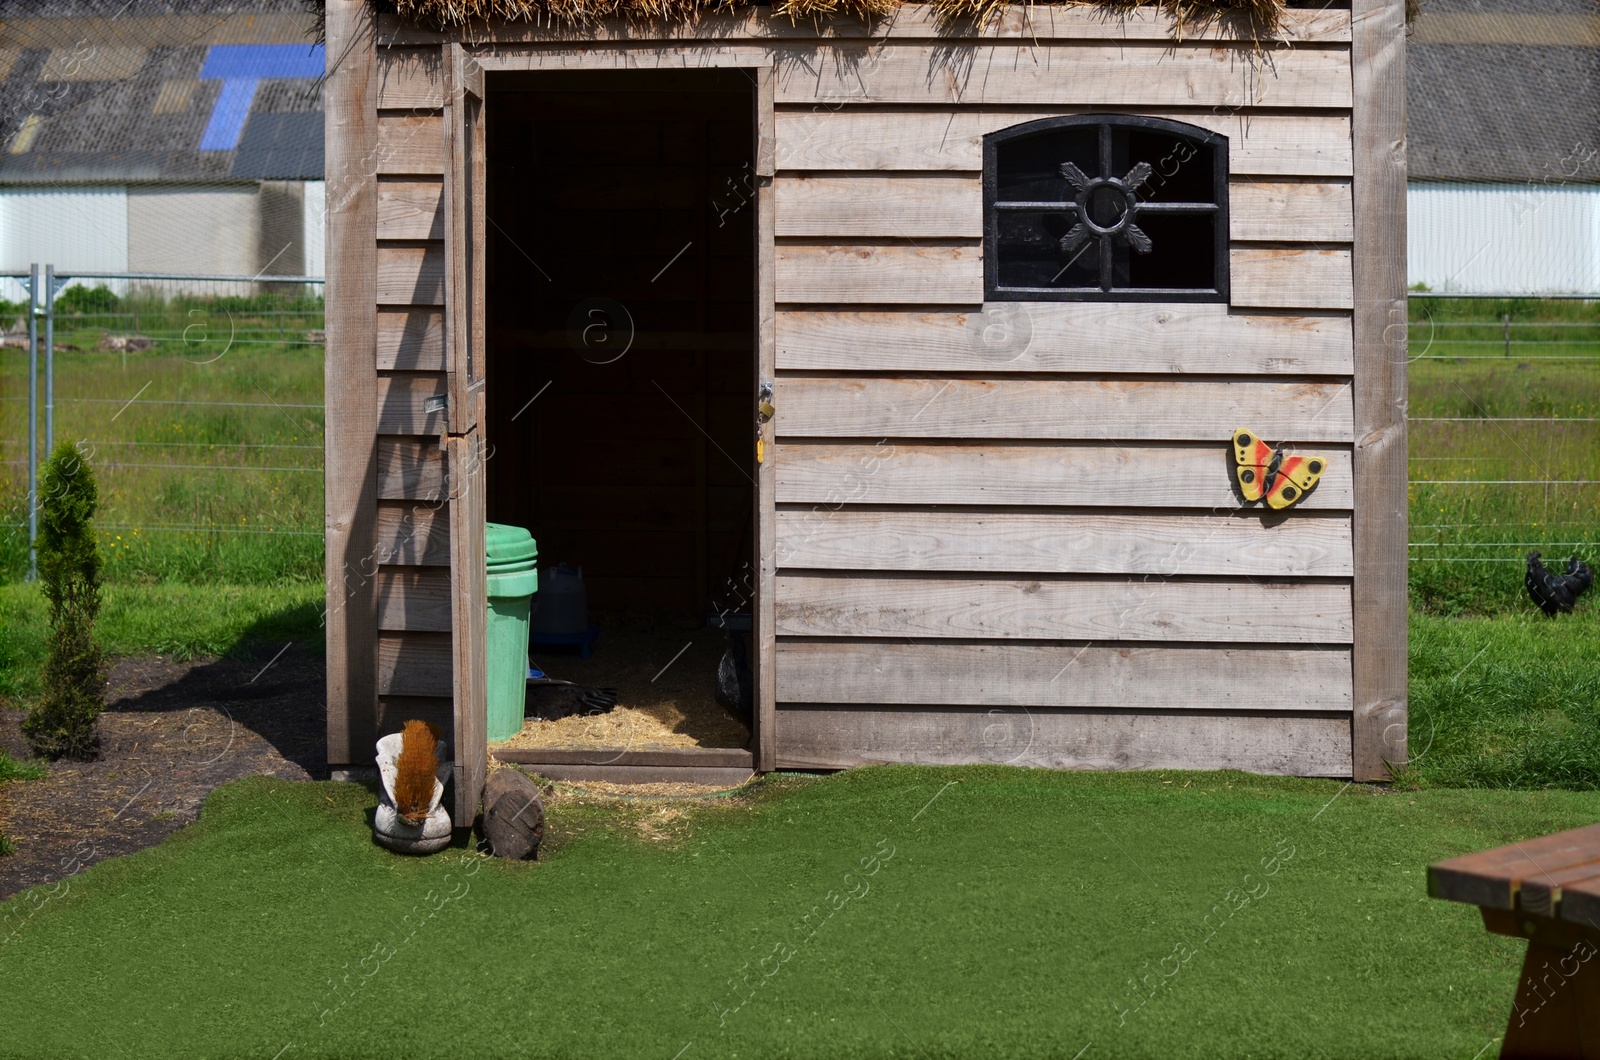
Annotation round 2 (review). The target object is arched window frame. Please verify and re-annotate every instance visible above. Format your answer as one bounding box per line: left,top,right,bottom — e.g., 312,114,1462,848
982,114,1231,303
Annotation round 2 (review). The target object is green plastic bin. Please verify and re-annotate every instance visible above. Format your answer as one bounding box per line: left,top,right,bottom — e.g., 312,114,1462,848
485,522,538,742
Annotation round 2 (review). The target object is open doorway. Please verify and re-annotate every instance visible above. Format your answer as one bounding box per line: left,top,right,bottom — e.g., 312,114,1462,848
484,69,758,755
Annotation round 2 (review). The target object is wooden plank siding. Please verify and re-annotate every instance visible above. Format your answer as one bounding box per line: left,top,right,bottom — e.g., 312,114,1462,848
774,575,1354,643
774,708,1353,775
773,510,1354,577
376,565,453,631
363,41,463,768
376,309,446,371
376,372,449,435
376,244,446,306
776,642,1352,711
776,306,1354,375
376,179,445,240
338,9,1368,779
772,243,1352,309
375,114,445,174
773,109,1352,176
374,499,451,566
381,42,1351,109
774,378,1355,443
775,443,1355,509
376,436,446,501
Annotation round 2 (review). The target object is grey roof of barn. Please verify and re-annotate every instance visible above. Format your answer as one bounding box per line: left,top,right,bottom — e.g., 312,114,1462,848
0,0,323,184
2,0,1597,186
1407,0,1600,184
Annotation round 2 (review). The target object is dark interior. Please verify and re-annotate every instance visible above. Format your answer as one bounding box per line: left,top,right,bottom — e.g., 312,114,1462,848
485,70,757,617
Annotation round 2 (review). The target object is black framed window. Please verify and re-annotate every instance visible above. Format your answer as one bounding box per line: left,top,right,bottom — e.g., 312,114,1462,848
983,115,1230,302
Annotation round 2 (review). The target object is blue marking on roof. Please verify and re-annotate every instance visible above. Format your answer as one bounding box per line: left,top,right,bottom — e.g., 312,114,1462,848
198,44,325,152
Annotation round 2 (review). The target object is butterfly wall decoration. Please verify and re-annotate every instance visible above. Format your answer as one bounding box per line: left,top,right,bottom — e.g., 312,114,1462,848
1231,428,1328,510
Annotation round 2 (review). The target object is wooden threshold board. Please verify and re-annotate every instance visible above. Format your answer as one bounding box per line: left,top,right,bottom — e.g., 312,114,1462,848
493,746,755,786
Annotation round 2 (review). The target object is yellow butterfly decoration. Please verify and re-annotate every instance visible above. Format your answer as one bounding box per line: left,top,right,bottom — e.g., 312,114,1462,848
1231,428,1328,510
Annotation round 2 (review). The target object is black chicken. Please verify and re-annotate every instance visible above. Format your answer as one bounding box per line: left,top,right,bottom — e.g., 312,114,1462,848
1525,552,1593,617
714,630,753,724
524,677,619,721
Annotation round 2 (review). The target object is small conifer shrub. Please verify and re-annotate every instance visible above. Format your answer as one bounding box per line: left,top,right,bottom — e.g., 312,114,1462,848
23,441,107,759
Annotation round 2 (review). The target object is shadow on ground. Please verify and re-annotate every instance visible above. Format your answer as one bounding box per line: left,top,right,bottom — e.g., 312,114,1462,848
0,609,327,901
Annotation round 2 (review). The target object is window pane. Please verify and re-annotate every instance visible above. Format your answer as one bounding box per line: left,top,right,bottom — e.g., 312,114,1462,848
1121,130,1215,206
995,210,1099,289
1122,212,1216,290
995,127,1098,201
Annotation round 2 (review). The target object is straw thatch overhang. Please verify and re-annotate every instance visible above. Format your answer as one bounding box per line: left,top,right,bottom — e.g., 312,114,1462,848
382,0,1306,36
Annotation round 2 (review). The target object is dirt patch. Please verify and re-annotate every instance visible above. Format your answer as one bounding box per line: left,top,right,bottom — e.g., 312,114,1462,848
494,612,750,753
0,644,326,902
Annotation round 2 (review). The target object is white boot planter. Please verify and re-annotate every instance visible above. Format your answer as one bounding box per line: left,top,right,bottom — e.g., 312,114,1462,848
373,733,453,854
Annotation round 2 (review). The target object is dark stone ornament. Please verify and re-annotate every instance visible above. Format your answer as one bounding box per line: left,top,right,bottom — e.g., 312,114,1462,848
482,768,547,860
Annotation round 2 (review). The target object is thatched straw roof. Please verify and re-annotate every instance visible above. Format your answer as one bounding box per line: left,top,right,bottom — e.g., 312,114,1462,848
386,0,1292,34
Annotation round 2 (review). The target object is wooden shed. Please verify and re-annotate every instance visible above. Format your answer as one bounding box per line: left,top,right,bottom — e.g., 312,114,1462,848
321,0,1409,820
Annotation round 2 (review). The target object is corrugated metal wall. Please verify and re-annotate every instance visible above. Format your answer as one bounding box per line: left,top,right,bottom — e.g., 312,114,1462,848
0,186,129,300
302,180,326,280
0,180,326,299
1408,181,1600,294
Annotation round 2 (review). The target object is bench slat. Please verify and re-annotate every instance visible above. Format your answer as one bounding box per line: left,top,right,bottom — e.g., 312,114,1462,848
1428,824,1600,910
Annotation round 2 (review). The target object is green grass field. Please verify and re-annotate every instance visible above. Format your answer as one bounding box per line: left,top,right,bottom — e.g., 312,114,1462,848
1408,610,1600,789
0,287,324,585
0,766,1592,1059
0,581,324,702
1406,297,1600,615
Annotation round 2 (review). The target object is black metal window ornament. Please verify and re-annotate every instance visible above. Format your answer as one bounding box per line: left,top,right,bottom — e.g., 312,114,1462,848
983,115,1230,302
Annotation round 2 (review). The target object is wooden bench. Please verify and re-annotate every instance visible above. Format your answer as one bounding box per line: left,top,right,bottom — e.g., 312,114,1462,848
1429,824,1600,1057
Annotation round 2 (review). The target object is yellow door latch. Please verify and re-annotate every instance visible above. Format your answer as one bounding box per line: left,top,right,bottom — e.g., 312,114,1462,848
756,381,774,463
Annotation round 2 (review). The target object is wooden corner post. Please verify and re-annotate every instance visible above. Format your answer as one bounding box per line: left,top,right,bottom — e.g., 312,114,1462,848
1350,0,1409,780
324,0,380,767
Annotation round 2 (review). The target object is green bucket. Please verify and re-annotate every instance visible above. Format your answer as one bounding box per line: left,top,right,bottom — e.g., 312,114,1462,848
485,522,537,742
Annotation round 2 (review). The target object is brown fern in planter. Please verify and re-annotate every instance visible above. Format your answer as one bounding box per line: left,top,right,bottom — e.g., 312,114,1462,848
394,720,443,824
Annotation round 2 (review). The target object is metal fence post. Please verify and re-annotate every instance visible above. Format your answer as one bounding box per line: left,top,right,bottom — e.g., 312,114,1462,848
25,263,38,582
44,264,55,457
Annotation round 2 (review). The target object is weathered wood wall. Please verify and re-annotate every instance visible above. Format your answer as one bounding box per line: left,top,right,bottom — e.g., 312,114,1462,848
329,2,1399,781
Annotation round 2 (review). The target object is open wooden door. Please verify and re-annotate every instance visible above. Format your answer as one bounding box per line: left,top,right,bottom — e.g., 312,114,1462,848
753,68,776,772
445,44,488,823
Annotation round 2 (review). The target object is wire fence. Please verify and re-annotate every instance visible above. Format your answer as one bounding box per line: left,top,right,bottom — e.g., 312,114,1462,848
1,278,1597,600
1,271,325,583
1405,295,1598,612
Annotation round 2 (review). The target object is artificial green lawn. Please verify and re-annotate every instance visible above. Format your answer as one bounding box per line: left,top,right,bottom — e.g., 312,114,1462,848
1,766,1593,1059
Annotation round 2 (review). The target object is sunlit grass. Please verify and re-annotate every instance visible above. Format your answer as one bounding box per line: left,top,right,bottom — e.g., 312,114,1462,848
0,580,324,703
0,290,324,584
